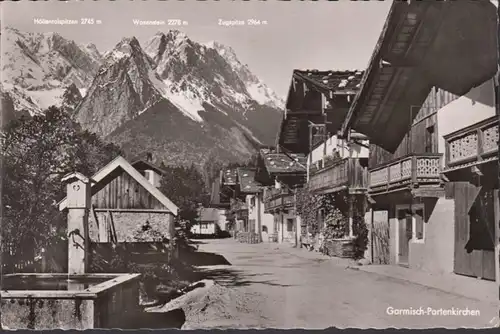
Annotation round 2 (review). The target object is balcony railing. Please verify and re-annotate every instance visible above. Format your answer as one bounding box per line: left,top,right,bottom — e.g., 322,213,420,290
264,188,295,213
444,116,498,170
368,153,442,194
230,199,248,212
309,157,368,194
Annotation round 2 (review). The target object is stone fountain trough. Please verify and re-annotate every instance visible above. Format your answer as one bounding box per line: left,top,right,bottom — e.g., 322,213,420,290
1,172,143,329
1,273,141,329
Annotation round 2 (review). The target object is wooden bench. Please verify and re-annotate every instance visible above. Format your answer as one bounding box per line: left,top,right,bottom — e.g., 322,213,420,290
301,237,315,251
268,233,278,243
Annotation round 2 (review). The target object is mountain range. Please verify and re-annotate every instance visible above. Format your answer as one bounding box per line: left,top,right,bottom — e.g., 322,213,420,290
1,27,284,167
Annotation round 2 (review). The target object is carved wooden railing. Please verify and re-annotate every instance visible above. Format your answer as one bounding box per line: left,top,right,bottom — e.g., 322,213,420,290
368,153,442,194
443,116,498,170
230,198,248,215
264,188,295,213
309,157,368,194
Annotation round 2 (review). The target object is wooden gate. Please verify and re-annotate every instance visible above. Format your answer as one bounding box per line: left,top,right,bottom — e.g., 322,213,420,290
454,182,495,281
371,210,390,265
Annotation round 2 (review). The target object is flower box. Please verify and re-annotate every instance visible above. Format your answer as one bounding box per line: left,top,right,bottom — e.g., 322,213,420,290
321,238,355,258
236,232,261,244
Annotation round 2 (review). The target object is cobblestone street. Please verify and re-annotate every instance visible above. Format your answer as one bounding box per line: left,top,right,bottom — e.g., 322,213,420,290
193,238,497,329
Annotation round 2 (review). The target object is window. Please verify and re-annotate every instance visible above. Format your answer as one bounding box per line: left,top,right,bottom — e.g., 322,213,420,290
287,219,294,232
250,197,256,207
396,205,425,243
249,219,256,233
262,226,268,233
425,126,435,153
201,223,208,229
414,209,424,240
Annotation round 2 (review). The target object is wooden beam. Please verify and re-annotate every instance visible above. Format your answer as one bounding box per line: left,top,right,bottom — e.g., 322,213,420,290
107,210,118,244
411,187,445,199
494,189,500,287
94,208,172,213
286,109,323,115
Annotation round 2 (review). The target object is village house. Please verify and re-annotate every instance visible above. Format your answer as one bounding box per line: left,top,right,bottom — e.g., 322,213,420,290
210,168,242,235
237,167,276,243
190,208,226,237
339,0,499,279
58,155,178,243
255,148,307,245
276,69,370,257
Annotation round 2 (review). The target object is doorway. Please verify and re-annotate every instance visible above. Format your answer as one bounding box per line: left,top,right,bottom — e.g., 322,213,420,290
397,210,412,266
396,204,425,267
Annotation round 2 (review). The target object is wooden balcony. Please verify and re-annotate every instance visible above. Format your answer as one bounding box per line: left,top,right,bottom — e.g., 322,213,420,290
368,154,443,198
309,157,368,195
264,188,295,213
443,116,498,172
230,199,248,219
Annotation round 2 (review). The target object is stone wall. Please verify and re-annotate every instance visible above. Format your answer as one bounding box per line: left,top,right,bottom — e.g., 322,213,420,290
1,298,94,330
1,277,140,330
88,211,175,242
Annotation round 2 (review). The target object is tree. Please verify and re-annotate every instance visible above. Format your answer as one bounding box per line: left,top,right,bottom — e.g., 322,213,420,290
201,150,225,193
1,106,122,263
159,164,209,224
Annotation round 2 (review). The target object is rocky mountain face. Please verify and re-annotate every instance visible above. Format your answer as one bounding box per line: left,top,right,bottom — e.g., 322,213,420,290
1,27,102,115
2,27,284,167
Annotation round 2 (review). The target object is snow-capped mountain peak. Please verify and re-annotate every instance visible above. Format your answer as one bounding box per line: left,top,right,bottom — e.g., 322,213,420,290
1,27,103,115
3,27,284,169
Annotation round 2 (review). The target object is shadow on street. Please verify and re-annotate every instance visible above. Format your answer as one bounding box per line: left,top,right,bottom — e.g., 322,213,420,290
193,267,295,288
182,251,232,266
123,308,186,329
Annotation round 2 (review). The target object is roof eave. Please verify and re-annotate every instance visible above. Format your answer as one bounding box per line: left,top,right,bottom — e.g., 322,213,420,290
340,1,400,138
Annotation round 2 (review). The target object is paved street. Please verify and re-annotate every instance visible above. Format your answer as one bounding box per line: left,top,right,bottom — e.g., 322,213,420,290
193,238,498,329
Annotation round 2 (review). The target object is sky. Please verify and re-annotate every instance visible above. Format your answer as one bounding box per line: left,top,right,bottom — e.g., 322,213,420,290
1,0,391,98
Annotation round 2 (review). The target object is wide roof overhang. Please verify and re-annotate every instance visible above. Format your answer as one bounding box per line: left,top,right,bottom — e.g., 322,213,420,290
340,0,498,152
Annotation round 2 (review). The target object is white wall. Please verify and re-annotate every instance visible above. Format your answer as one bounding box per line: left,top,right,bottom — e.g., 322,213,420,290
217,209,228,231
309,134,369,165
246,193,275,241
145,169,161,188
190,222,216,235
246,194,258,231
276,211,297,244
437,79,496,166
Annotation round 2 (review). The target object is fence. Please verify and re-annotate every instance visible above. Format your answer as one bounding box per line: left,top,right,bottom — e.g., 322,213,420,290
371,211,390,264
236,232,261,244
2,238,67,274
89,242,173,273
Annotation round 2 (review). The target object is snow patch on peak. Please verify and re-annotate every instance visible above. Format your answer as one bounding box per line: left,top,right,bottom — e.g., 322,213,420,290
161,78,204,122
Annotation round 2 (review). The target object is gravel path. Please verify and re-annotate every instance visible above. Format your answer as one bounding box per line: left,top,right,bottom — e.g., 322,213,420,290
172,238,499,329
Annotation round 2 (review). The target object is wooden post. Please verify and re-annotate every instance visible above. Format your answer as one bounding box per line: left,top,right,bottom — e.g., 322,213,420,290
281,211,284,244
494,190,500,290
93,205,108,243
348,196,354,238
257,194,262,242
371,207,375,263
62,172,92,275
364,199,373,263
